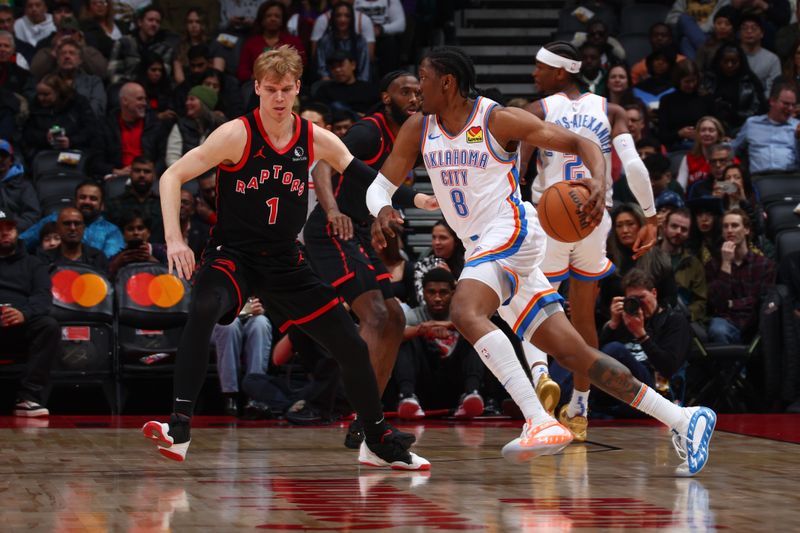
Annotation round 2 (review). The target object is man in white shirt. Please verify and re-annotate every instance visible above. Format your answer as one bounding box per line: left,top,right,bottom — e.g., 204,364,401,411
13,0,56,49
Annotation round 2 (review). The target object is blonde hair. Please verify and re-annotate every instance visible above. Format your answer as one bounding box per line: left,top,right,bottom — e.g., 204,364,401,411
253,45,303,82
691,115,726,156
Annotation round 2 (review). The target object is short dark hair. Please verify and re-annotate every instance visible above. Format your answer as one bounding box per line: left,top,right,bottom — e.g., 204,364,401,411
738,13,764,31
644,153,670,179
331,108,357,124
301,101,332,125
119,209,151,230
131,155,154,167
39,221,58,241
667,207,692,223
187,44,210,61
138,6,163,20
422,267,456,288
769,80,797,100
621,268,656,292
75,179,102,199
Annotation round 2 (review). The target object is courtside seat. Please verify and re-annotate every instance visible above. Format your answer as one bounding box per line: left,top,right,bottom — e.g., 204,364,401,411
48,265,116,412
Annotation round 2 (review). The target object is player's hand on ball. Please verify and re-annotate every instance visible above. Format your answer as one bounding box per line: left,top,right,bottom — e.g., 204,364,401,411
327,208,353,240
167,240,195,280
414,193,440,211
632,216,658,259
371,206,404,250
574,179,604,227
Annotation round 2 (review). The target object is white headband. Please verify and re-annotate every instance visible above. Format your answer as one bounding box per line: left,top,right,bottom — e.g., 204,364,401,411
536,48,581,74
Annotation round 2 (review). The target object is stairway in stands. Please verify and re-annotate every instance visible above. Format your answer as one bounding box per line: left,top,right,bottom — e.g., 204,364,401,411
404,0,560,254
456,0,562,100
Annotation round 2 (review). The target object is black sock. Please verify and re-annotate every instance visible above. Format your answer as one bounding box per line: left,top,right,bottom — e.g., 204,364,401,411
362,417,387,443
169,413,191,443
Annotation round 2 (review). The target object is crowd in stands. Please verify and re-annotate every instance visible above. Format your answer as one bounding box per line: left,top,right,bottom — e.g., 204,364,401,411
0,0,799,420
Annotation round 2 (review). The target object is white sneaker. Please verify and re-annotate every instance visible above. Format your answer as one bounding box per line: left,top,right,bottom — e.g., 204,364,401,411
671,406,716,476
501,419,573,463
142,421,191,462
397,395,425,420
358,441,431,471
14,399,48,417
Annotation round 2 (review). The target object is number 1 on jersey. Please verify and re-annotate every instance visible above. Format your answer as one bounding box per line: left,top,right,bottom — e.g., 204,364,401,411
266,197,279,224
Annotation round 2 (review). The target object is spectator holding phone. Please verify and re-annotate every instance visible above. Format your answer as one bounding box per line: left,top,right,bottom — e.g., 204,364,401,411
107,209,166,279
599,268,691,390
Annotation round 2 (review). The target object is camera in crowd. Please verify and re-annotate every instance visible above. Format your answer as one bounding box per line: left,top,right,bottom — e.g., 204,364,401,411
623,296,641,315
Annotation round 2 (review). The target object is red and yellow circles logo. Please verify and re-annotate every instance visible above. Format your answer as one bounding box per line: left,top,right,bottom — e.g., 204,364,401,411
126,273,186,308
52,270,109,308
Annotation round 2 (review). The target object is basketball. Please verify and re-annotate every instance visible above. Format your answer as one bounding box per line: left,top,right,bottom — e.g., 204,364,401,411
537,181,594,243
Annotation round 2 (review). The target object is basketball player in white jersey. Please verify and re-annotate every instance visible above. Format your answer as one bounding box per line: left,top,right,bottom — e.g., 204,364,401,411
367,46,715,475
518,42,659,442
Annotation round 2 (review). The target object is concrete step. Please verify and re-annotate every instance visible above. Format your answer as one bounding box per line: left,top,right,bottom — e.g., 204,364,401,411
457,44,540,58
476,82,534,97
475,64,535,75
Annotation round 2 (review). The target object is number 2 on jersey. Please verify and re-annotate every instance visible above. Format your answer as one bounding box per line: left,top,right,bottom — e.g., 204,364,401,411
563,154,587,180
266,197,279,224
450,188,469,217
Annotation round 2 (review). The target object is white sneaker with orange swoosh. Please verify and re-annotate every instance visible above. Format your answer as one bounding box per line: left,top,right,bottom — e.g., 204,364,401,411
501,419,573,463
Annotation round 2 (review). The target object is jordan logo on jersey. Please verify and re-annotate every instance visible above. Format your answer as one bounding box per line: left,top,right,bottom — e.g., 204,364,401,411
466,126,483,143
253,146,267,159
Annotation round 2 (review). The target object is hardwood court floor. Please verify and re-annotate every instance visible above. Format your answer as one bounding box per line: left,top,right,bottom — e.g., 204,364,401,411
0,414,798,531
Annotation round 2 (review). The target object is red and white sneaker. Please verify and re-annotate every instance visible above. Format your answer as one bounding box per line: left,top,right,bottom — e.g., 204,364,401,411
358,441,431,471
454,391,484,418
501,419,573,463
397,395,425,420
142,421,191,462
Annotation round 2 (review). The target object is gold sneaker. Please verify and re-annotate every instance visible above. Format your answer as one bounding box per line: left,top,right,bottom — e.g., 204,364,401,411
535,374,561,416
558,405,588,442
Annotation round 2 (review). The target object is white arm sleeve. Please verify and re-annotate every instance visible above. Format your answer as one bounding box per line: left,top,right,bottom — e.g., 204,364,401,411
613,133,656,217
676,155,689,190
366,172,399,217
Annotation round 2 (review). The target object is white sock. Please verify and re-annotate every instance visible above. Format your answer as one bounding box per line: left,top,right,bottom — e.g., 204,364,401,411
531,364,548,388
474,329,550,424
567,389,590,418
630,384,684,430
522,341,547,369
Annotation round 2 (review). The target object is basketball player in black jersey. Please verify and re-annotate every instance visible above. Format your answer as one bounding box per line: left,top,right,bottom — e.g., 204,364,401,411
141,46,429,470
303,70,439,448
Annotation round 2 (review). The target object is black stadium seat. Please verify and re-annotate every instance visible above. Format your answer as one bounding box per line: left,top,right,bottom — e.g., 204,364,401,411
765,201,800,239
618,33,651,66
620,4,670,36
752,174,800,207
775,229,800,262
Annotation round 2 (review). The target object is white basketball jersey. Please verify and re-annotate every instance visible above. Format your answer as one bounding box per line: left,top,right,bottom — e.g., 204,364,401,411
421,97,524,243
533,92,613,207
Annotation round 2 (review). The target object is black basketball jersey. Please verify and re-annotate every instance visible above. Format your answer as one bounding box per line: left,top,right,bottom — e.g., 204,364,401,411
332,112,394,224
212,111,312,254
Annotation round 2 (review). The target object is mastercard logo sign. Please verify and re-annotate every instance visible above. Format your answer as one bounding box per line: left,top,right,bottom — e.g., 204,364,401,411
126,273,186,308
52,270,109,308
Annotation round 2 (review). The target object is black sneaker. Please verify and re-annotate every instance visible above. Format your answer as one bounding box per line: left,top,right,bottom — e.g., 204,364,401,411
285,400,322,425
359,423,430,471
14,399,48,417
344,418,417,450
241,399,272,420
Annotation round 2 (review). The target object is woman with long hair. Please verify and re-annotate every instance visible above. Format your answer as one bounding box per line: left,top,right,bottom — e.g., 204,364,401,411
315,1,370,81
79,0,121,60
604,63,637,106
675,116,726,190
237,1,307,82
598,203,675,322
657,59,714,151
412,220,465,306
23,73,98,158
173,8,210,85
134,53,175,123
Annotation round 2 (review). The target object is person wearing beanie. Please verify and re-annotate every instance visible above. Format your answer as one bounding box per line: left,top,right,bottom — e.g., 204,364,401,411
695,6,737,74
166,85,223,166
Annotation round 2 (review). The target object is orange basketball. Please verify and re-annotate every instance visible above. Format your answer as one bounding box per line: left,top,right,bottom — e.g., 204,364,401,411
537,181,594,243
